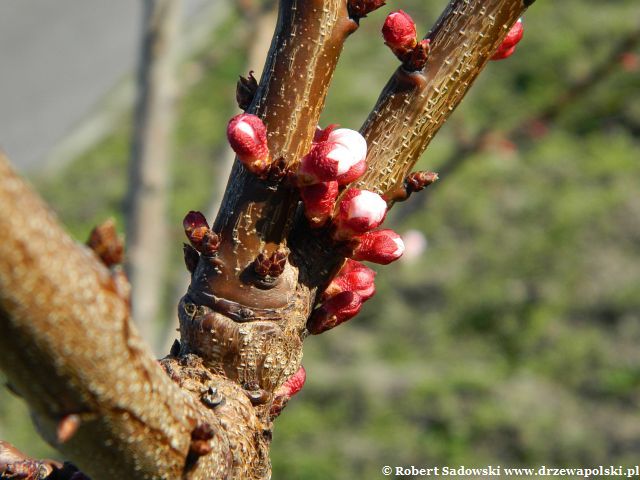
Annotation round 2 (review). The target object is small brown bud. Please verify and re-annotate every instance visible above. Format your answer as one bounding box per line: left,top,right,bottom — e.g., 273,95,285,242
406,170,438,193
403,38,430,71
190,423,215,457
253,250,288,278
236,71,258,111
200,231,220,257
183,211,209,248
87,218,124,267
386,170,438,203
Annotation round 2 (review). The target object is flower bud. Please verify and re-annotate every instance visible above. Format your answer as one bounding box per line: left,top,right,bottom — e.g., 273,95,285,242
300,181,339,227
324,259,376,301
334,188,388,239
227,113,270,174
308,291,363,334
279,365,306,399
270,365,307,417
327,128,368,184
491,18,523,61
298,142,357,185
382,10,417,56
352,229,405,265
183,211,209,247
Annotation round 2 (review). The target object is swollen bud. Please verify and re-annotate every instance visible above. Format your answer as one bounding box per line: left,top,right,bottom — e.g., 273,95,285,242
298,142,356,185
183,211,209,248
300,181,339,227
298,128,367,185
308,291,363,334
352,229,405,265
327,128,368,184
227,113,270,174
491,18,524,61
334,188,388,240
270,366,307,418
279,365,306,399
382,10,418,56
324,259,376,301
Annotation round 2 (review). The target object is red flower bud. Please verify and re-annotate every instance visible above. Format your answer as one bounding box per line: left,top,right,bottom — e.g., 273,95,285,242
183,211,209,247
270,365,307,417
300,181,339,227
279,365,306,399
491,18,523,61
334,188,388,239
298,142,354,185
308,291,363,334
227,113,270,174
382,10,417,56
324,259,376,301
352,229,405,265
327,128,368,184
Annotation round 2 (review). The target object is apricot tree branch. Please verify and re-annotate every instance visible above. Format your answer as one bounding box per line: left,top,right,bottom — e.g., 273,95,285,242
0,153,265,479
355,0,533,201
391,25,640,225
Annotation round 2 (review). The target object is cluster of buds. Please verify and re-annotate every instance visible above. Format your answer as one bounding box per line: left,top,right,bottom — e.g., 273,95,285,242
308,259,376,334
297,126,368,227
227,113,271,176
491,18,524,61
382,10,430,71
182,211,220,272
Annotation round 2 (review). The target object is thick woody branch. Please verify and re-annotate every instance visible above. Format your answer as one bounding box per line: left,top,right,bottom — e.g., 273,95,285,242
178,0,362,410
0,153,264,479
355,0,532,200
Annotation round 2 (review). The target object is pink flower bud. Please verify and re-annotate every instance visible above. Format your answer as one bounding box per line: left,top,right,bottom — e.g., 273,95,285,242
227,113,270,174
352,229,405,265
334,188,388,239
270,365,307,417
327,128,368,184
300,181,339,227
308,291,363,334
491,18,523,61
297,142,356,185
382,10,417,55
279,365,306,399
324,259,376,301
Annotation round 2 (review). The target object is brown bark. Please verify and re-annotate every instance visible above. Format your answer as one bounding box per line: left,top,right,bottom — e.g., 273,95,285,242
126,0,182,349
0,0,536,477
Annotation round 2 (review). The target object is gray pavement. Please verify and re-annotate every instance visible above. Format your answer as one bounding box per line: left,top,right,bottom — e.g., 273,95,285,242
0,0,211,171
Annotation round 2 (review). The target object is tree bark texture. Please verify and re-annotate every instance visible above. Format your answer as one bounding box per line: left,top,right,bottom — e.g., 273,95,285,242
0,0,533,478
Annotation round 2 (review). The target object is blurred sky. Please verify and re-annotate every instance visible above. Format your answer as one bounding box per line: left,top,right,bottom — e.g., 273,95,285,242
0,0,211,171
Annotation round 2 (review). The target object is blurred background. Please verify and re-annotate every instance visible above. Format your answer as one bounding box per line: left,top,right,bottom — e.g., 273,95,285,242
1,0,639,478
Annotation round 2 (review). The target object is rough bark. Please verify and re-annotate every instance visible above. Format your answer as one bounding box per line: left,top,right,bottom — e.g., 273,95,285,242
0,0,535,477
126,0,182,349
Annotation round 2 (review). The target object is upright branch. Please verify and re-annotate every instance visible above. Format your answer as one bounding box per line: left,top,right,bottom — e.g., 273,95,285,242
356,0,532,201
